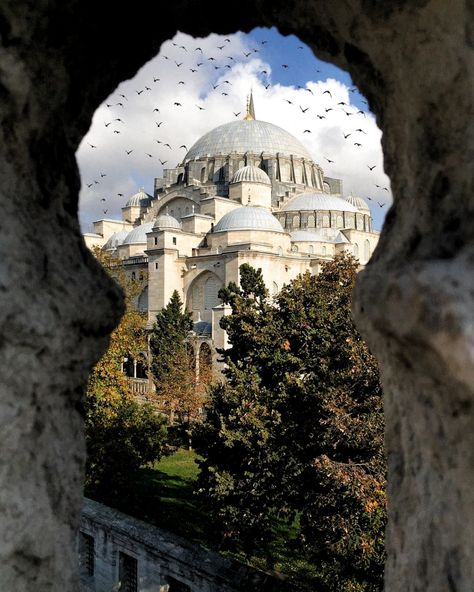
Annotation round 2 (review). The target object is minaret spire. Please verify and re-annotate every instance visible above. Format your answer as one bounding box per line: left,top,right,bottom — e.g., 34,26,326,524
243,89,256,121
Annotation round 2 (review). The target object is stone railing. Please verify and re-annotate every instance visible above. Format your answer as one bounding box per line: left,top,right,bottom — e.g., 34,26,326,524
128,377,151,395
79,498,284,592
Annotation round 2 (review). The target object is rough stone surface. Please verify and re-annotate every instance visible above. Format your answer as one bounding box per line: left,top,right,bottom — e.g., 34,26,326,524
0,1,472,591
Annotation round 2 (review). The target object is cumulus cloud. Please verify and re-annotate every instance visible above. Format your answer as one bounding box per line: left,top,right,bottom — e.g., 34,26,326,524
77,31,391,232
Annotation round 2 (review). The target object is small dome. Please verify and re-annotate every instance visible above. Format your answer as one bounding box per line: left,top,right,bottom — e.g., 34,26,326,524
231,165,271,185
214,206,285,233
153,213,182,230
123,221,155,245
283,192,359,213
125,188,151,207
345,194,371,212
103,229,130,250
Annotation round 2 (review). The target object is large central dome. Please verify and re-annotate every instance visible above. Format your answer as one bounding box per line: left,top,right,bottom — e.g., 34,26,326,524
184,119,313,161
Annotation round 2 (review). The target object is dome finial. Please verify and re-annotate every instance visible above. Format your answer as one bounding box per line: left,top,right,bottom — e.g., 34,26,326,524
243,89,256,121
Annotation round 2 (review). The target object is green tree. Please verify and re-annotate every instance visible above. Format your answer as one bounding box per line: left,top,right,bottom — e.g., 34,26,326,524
85,248,168,504
149,291,206,425
196,257,386,591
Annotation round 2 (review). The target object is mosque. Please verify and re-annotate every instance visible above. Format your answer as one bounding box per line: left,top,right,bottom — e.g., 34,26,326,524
85,94,379,375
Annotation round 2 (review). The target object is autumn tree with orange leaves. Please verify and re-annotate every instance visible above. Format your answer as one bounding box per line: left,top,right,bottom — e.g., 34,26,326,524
85,248,168,503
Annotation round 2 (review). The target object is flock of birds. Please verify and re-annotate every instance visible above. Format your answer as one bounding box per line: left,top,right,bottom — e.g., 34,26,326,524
82,35,391,216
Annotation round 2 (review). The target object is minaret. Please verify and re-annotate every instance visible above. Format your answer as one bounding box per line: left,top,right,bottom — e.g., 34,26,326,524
243,90,256,120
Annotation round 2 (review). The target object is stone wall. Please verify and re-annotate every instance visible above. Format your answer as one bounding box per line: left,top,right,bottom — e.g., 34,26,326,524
79,498,282,592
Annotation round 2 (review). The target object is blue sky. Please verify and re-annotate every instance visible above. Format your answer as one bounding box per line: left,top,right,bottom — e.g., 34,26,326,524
77,28,390,231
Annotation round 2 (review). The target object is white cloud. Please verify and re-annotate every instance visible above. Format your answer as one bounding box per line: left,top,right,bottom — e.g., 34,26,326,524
77,31,391,232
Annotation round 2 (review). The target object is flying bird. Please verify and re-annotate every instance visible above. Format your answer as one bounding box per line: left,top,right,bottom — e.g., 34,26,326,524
303,130,312,133
153,77,160,82
323,90,332,97
324,157,334,163
343,132,351,139
284,99,293,104
175,61,183,67
264,84,270,89
217,45,225,50
100,173,107,177
221,92,229,96
244,52,252,57
305,88,314,95
316,114,326,119
190,69,197,72
113,129,120,134
153,108,160,112
156,121,163,127
196,105,205,110
300,106,309,113
145,153,153,158
179,145,188,150
282,64,289,68
114,118,124,123
355,128,366,134
337,101,347,106
159,160,167,165
174,102,182,106
354,142,362,146
86,183,93,188
164,143,172,149
115,102,124,107
208,57,215,61
178,81,185,85
100,198,106,202
136,89,144,95
119,94,127,100
233,112,241,117
145,86,151,91
104,121,112,127
377,202,386,208
88,143,96,148
325,108,333,112
195,47,203,52
125,150,133,155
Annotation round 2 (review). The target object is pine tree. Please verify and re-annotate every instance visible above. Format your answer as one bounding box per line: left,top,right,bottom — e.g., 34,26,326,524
149,290,203,424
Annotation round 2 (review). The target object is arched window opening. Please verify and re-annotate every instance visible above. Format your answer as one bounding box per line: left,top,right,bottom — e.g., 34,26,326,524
309,245,314,254
291,244,298,253
364,239,371,262
177,173,183,184
200,167,206,183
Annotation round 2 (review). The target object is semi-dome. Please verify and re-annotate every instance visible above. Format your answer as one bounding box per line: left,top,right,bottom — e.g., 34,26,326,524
213,206,286,233
103,229,130,250
153,213,182,230
184,119,313,161
231,165,271,185
123,221,154,245
345,194,371,212
125,188,151,207
283,192,359,213
290,229,349,244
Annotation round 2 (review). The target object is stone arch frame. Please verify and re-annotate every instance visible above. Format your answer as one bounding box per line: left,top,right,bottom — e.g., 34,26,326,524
185,270,223,312
1,4,471,591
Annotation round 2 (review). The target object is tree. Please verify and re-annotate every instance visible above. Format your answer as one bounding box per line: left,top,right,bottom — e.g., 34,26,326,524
196,257,386,591
149,290,207,425
85,248,168,504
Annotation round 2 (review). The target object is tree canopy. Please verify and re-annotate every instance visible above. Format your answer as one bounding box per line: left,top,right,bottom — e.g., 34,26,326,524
196,257,386,591
85,248,168,504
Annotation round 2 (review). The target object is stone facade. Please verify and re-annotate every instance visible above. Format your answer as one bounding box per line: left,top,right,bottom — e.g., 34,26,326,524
79,499,283,592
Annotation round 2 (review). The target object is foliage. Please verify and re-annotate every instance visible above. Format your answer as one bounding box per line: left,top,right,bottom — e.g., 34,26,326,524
85,248,168,503
149,290,210,424
195,257,386,591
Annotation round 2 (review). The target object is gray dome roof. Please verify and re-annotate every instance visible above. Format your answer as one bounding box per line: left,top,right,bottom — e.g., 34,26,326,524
125,188,151,207
123,222,155,245
345,194,370,212
153,213,182,230
214,206,285,233
283,192,359,213
184,119,312,161
231,165,271,185
103,229,130,250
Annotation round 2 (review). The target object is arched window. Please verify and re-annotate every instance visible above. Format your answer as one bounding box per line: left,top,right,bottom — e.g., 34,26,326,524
354,243,359,259
322,245,327,256
200,167,206,183
131,272,136,281
204,276,221,309
309,245,314,254
292,215,300,228
322,214,330,228
208,161,214,181
291,244,298,253
177,173,183,184
185,206,190,215
364,239,371,261
218,166,225,181
137,286,148,312
278,246,283,256
336,215,343,228
307,214,315,227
